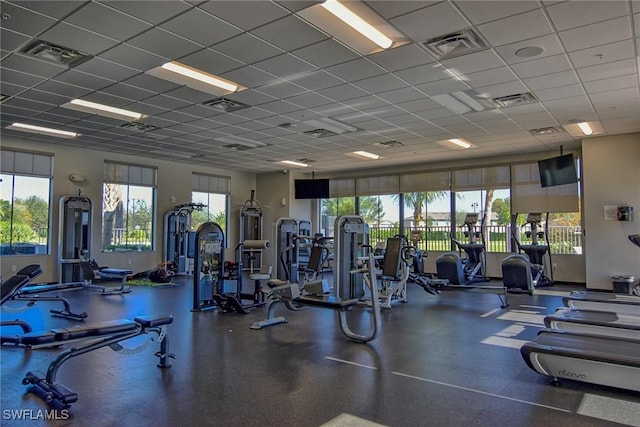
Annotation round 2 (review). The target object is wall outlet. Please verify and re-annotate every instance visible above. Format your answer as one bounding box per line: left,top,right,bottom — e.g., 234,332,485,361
11,265,17,272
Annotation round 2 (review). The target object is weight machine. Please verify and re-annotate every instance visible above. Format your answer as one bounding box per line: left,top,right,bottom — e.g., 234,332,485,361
192,222,225,311
163,203,206,276
239,190,263,272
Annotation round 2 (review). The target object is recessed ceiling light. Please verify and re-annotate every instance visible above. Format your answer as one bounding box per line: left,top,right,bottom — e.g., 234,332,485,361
448,138,472,149
515,46,544,58
298,0,407,55
6,122,79,138
280,160,309,168
62,99,146,121
577,122,593,136
321,0,392,49
435,138,475,149
351,150,380,160
148,62,246,97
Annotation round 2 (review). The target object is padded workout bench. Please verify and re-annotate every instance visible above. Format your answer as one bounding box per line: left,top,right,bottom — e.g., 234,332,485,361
80,261,133,295
11,280,87,320
22,314,174,408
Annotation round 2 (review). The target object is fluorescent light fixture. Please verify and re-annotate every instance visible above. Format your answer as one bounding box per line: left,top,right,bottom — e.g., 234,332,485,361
6,122,79,139
162,62,237,92
298,1,407,55
214,135,267,148
321,0,392,49
432,94,472,114
63,99,145,121
352,150,380,160
147,62,246,97
451,91,484,112
577,122,593,136
303,117,357,134
448,138,472,149
280,160,309,168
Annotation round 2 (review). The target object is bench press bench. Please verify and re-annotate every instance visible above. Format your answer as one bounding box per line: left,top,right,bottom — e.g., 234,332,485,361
22,314,174,408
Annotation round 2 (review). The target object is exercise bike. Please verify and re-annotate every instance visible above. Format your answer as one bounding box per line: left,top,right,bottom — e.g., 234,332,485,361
502,212,552,291
436,212,490,285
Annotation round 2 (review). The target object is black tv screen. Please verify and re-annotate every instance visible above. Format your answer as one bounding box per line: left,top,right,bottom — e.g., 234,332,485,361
538,153,578,187
294,179,330,199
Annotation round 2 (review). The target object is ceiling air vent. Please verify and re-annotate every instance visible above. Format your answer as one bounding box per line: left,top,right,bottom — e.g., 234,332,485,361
202,97,249,113
421,28,489,60
222,143,270,151
120,122,159,132
20,39,92,67
303,129,339,138
529,126,564,136
492,92,538,108
376,140,404,148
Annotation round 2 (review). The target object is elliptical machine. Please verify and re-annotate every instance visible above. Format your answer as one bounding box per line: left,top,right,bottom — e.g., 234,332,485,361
436,213,490,285
502,212,552,291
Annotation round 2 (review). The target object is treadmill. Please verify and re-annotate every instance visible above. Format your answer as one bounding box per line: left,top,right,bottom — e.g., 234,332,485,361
545,308,640,341
521,330,640,392
563,291,640,316
520,234,640,391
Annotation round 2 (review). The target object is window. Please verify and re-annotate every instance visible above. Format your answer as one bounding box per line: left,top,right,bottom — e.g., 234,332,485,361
191,173,230,233
0,150,52,256
102,162,156,251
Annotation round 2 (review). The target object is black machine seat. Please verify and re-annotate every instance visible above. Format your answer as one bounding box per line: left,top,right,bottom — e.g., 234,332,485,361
519,244,549,265
19,315,174,346
295,295,359,311
1,264,43,304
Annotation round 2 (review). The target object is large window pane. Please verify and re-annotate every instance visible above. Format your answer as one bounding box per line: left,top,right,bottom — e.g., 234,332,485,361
0,174,50,255
102,183,154,251
191,192,228,233
320,197,356,237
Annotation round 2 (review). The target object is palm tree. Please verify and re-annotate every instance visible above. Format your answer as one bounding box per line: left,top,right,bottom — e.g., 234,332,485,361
393,191,448,226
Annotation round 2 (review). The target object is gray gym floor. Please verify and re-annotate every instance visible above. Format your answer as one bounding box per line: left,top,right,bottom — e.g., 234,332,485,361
1,276,639,427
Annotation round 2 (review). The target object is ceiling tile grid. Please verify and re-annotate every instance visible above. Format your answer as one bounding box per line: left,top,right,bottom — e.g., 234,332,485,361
0,0,638,172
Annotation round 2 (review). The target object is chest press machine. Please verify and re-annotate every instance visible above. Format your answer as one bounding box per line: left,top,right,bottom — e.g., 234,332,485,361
251,215,381,343
1,264,174,409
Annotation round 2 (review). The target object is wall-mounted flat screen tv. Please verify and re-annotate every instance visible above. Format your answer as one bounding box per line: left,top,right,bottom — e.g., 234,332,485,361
538,153,578,188
294,179,330,199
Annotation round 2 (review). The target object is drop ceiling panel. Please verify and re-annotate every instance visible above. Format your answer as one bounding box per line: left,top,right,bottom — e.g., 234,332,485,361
389,2,469,43
213,33,284,64
1,28,31,52
53,70,114,91
100,44,166,72
65,2,152,41
533,84,586,101
583,74,638,94
546,0,630,31
477,9,554,47
568,39,636,68
127,28,203,59
558,17,633,52
292,39,359,68
368,44,436,72
456,1,540,25
159,8,242,46
460,66,519,88
251,15,328,51
197,1,289,31
364,1,436,19
325,58,387,81
576,58,637,82
0,2,58,36
524,70,581,90
73,58,140,82
2,53,66,78
253,53,317,78
441,50,505,75
511,54,573,79
39,22,121,55
103,1,192,25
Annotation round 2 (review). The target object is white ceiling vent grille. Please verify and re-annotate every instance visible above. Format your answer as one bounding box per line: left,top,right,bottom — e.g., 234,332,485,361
120,122,160,132
493,92,538,108
529,126,564,136
20,40,92,67
376,140,404,148
202,97,249,113
421,29,489,60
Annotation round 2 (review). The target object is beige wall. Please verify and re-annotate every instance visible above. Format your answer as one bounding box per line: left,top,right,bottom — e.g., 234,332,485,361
1,137,255,282
582,133,640,290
